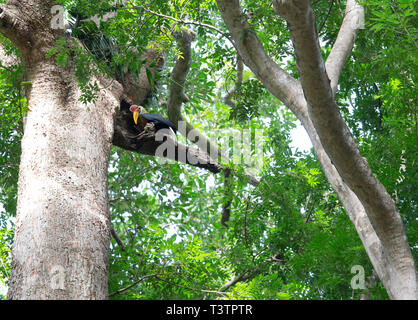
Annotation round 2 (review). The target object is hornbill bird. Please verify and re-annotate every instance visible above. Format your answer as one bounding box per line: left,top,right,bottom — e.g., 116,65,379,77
129,105,177,135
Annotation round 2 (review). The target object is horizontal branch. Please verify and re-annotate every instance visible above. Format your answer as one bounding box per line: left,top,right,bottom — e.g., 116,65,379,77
167,28,228,162
113,112,222,174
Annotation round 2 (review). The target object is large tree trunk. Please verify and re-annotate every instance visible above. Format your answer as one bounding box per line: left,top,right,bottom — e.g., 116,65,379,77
0,0,122,299
8,60,121,299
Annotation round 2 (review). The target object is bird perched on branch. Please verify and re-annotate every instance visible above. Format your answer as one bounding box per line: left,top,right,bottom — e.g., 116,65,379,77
129,105,177,135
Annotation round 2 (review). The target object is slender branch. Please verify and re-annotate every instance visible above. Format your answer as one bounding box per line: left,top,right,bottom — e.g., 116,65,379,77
318,0,334,34
219,268,259,292
243,195,250,249
110,224,126,251
303,191,311,215
0,62,16,72
155,276,228,295
109,272,177,297
389,3,418,50
0,163,18,168
113,118,223,174
305,197,317,223
109,196,121,203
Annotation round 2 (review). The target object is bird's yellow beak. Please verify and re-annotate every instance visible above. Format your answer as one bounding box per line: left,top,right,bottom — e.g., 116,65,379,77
133,109,140,125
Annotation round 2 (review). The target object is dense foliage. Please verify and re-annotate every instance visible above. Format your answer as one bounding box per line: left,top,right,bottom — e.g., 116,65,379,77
0,0,416,299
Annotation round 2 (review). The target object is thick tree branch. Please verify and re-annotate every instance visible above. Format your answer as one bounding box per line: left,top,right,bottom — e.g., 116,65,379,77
216,0,301,108
325,0,364,95
217,0,416,299
0,1,67,62
167,28,194,121
112,114,222,174
221,168,233,228
120,49,165,104
0,5,29,50
110,224,126,251
91,39,223,175
298,108,396,298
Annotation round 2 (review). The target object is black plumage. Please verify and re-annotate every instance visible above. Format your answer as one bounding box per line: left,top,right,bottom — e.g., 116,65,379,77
141,113,177,133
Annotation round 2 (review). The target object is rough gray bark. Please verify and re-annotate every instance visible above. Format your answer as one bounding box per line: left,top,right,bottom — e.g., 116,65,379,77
217,0,416,299
9,63,120,300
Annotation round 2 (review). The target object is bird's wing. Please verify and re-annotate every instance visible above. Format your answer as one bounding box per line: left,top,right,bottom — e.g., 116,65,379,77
142,113,177,132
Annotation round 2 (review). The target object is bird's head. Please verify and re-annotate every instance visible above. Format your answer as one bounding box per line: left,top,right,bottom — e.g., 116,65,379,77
129,105,146,125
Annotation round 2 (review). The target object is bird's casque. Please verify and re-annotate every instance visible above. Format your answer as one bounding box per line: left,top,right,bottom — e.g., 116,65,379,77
129,105,177,134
